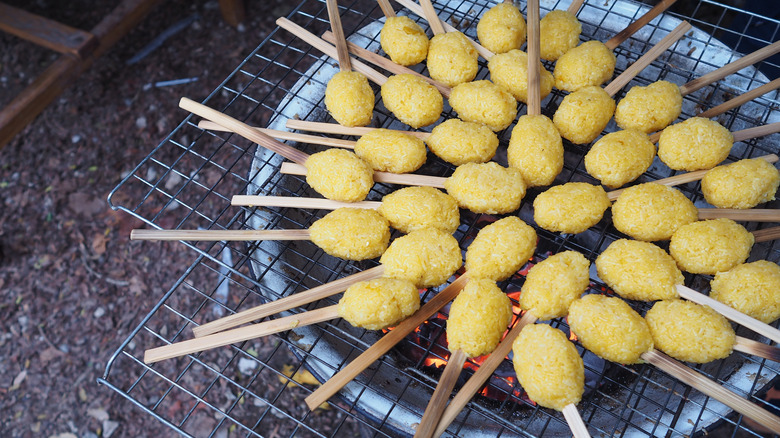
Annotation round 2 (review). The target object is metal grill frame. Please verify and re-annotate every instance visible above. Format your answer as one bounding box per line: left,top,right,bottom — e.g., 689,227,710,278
100,0,780,437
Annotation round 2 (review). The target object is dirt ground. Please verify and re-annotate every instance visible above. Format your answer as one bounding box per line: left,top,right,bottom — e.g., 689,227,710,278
0,1,334,436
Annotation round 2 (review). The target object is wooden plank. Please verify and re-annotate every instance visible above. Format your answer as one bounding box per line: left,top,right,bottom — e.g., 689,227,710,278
0,3,98,58
218,0,245,27
0,0,163,149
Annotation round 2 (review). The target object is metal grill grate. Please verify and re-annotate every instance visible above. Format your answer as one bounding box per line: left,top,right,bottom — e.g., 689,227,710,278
101,0,780,436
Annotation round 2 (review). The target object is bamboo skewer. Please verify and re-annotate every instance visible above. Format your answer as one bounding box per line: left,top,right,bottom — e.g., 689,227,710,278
418,0,446,35
321,31,452,97
642,349,780,432
304,273,470,410
415,349,468,438
566,0,586,15
696,208,780,222
605,154,779,201
326,0,352,72
698,77,780,120
526,0,542,117
193,265,385,338
603,21,691,97
199,120,357,149
145,305,339,364
131,229,311,241
604,0,678,50
734,337,780,362
181,97,309,165
232,195,381,210
377,0,396,18
392,0,493,60
675,284,780,345
280,161,447,188
286,119,430,139
752,226,780,243
276,18,389,86
434,312,539,437
679,40,780,97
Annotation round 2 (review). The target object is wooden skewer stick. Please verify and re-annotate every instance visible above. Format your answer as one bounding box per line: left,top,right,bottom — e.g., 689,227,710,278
733,121,780,143
321,31,452,97
377,0,396,18
304,273,470,410
232,195,381,210
415,349,468,438
392,0,494,60
526,0,542,116
734,336,780,363
752,226,780,243
642,349,780,433
193,265,385,338
604,0,678,50
603,21,691,97
131,229,310,241
605,154,779,201
676,284,780,345
280,161,447,189
286,119,430,139
145,305,339,364
418,0,446,35
696,208,780,222
326,0,352,72
562,404,592,438
198,120,357,149
434,312,539,437
679,40,780,96
276,18,388,86
698,77,780,120
566,0,586,15
181,97,309,165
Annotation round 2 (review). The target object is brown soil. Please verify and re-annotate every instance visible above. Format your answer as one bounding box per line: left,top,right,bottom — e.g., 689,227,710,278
0,1,348,436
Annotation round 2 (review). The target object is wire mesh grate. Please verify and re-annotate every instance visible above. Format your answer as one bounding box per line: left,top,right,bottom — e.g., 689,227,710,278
102,0,780,436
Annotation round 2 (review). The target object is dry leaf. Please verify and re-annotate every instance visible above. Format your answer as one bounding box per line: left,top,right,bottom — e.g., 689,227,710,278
11,370,27,390
279,364,321,388
39,347,65,364
91,233,107,256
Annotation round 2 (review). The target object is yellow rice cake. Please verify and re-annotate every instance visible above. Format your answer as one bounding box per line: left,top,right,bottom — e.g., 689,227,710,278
702,158,780,209
513,324,584,411
710,261,780,324
449,80,517,132
539,10,581,61
377,186,460,234
595,239,683,301
324,71,374,127
554,41,616,92
614,80,682,133
611,183,697,241
380,228,462,288
381,74,442,128
309,208,390,260
426,31,478,87
645,299,735,363
584,129,655,189
444,162,526,214
354,128,427,173
568,294,654,364
305,148,374,202
508,114,563,187
338,277,420,330
520,251,590,319
658,117,733,171
477,2,527,54
447,278,512,357
488,49,554,103
427,119,498,165
465,216,537,282
553,85,615,145
533,182,610,234
380,15,429,66
669,218,753,275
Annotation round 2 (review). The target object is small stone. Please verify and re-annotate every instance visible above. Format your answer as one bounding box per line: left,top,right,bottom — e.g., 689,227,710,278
237,357,257,375
135,116,147,129
102,420,119,438
93,307,106,318
71,135,81,143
